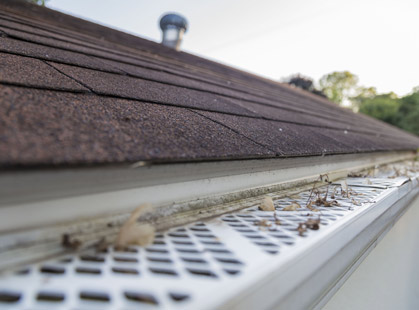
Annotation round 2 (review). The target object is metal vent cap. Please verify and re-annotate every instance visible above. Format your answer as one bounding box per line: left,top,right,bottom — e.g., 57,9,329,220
159,13,188,32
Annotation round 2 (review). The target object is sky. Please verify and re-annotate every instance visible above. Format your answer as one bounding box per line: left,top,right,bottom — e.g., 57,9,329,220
48,0,419,96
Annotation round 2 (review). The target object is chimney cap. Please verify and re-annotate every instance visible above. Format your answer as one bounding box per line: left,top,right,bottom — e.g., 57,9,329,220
159,13,188,32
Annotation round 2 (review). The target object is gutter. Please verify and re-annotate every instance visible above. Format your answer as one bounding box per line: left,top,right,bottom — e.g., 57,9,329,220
0,155,417,309
0,151,413,233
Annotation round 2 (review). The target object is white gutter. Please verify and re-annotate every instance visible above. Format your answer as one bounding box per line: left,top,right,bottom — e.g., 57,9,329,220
0,170,417,310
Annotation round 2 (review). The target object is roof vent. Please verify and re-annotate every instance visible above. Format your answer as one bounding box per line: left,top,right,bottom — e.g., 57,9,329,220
159,13,188,51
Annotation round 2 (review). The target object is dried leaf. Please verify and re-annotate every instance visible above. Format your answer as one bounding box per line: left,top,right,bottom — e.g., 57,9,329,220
297,223,307,236
259,196,275,211
297,217,321,236
305,218,320,230
115,203,155,250
306,201,319,212
283,202,300,211
255,219,271,227
341,180,348,192
351,198,361,206
62,233,81,250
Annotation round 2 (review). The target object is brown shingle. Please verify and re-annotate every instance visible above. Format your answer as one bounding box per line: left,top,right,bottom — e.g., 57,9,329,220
0,86,273,167
196,111,355,156
0,37,122,74
48,62,258,116
0,52,88,91
0,3,417,168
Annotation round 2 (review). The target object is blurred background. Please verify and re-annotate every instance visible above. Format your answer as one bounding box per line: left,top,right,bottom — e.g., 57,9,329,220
30,0,419,135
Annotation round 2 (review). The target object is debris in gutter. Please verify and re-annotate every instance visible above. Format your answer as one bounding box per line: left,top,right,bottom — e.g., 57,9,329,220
62,234,82,250
297,223,307,236
259,196,275,211
297,217,321,236
305,218,321,230
340,180,348,194
306,201,320,212
94,237,108,252
115,203,155,250
254,219,272,228
351,198,361,206
283,202,300,211
273,213,281,225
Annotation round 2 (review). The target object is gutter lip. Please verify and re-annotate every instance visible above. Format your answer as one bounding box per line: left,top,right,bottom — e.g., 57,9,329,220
0,151,414,234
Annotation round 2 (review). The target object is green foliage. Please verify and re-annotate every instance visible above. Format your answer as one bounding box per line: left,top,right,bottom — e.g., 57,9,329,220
397,91,419,135
319,71,358,105
358,89,419,136
314,70,418,136
358,93,400,126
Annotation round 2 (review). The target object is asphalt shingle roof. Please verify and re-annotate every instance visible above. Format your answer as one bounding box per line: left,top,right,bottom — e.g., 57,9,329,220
0,0,418,168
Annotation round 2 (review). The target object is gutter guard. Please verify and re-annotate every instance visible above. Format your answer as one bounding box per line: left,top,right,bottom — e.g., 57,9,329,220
0,162,417,310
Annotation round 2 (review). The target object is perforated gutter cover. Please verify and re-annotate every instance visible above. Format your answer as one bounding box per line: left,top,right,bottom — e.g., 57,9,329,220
0,160,418,310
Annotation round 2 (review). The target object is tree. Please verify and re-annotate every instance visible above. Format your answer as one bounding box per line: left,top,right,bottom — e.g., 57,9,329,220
287,74,315,91
319,71,358,105
397,89,419,135
358,93,400,126
285,74,326,98
351,86,377,111
358,88,419,136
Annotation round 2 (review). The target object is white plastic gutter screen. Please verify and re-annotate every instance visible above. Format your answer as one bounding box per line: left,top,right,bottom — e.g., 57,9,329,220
0,177,412,310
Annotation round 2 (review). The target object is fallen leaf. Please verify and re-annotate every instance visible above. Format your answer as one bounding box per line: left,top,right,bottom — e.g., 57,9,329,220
62,233,82,250
259,196,275,211
283,202,300,211
341,180,348,192
305,218,320,230
255,219,271,228
115,203,155,250
306,201,319,212
297,223,307,236
351,198,361,206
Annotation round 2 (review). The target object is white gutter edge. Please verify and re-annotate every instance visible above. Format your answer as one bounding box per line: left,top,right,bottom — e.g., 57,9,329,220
0,152,413,233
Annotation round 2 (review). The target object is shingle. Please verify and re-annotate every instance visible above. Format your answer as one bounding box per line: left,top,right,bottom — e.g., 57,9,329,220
196,111,355,156
0,24,131,66
196,111,419,156
0,86,273,167
0,52,88,91
48,62,258,116
0,16,117,55
0,37,123,73
231,100,355,131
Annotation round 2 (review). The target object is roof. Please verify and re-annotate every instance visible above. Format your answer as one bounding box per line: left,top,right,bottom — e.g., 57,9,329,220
0,0,418,168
